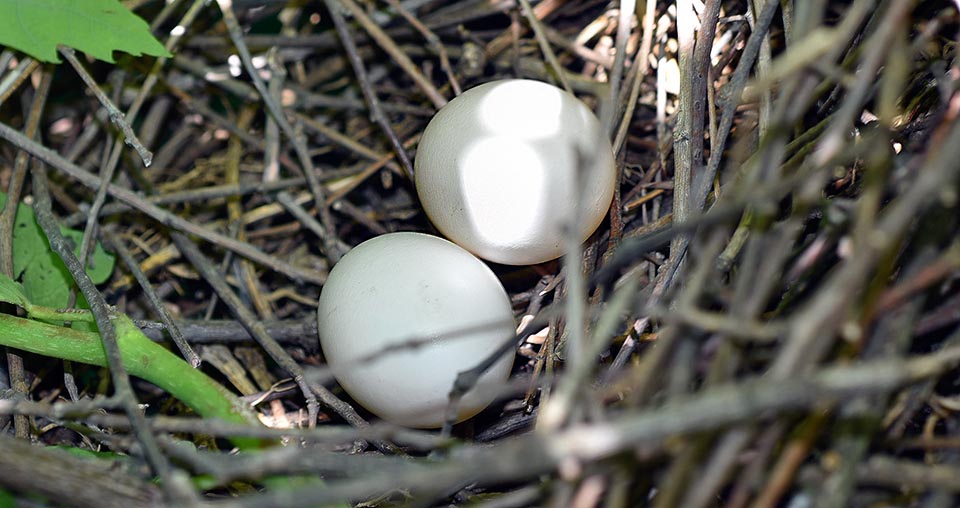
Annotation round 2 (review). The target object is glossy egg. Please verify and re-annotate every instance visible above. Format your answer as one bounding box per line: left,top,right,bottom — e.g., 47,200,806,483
316,232,515,428
414,79,616,265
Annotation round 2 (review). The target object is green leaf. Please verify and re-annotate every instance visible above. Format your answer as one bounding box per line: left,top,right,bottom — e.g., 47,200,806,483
0,274,28,309
0,0,171,63
0,192,116,309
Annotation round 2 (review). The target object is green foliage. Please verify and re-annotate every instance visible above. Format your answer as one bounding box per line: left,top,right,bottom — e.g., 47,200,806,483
0,192,115,309
0,274,28,309
0,0,170,63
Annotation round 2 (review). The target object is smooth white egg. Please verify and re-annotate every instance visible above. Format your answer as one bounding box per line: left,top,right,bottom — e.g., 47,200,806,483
316,232,515,428
414,79,617,265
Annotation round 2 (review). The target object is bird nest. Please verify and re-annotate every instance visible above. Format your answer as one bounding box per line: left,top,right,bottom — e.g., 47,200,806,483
1,1,959,507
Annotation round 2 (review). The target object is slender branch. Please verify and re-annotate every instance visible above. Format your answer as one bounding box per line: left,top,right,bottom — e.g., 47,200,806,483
323,0,416,181
29,162,183,501
58,47,152,166
0,120,326,284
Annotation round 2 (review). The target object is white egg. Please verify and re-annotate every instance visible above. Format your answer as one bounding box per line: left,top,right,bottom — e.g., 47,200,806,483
316,232,515,428
414,79,617,265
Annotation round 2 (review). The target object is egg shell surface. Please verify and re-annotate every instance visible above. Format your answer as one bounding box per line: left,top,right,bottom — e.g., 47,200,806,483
415,79,616,265
317,232,515,428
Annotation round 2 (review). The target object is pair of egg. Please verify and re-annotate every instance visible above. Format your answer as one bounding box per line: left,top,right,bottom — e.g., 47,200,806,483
317,79,617,428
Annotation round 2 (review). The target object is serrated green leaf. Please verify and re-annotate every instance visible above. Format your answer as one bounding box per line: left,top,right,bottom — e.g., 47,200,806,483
0,192,115,309
0,0,171,63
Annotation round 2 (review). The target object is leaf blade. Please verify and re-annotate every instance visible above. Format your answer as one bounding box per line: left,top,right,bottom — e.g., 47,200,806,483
0,0,171,63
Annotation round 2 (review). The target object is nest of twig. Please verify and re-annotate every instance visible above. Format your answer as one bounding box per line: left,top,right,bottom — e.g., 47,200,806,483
1,0,960,507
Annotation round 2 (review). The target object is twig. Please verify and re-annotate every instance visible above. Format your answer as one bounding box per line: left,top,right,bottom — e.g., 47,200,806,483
516,0,572,94
0,64,54,439
323,0,416,181
694,0,781,207
605,0,635,137
209,344,960,508
137,317,318,350
0,121,327,284
0,57,40,106
215,0,342,262
169,232,321,423
384,0,461,95
105,230,201,367
30,158,185,503
0,434,162,508
771,91,960,377
58,47,153,166
338,0,448,108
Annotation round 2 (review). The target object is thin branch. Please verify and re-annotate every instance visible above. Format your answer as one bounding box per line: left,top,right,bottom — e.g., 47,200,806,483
30,160,187,503
105,230,201,367
323,0,416,181
58,47,153,166
517,0,572,93
338,0,448,108
0,120,327,285
215,0,342,262
0,64,53,439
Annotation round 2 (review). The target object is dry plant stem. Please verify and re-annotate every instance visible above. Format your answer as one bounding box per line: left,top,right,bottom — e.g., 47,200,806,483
337,0,447,109
688,77,848,508
222,107,263,319
0,434,161,508
591,198,748,291
543,274,639,431
439,315,551,437
277,191,344,252
696,0,780,207
76,98,126,283
169,442,417,484
771,42,960,377
773,112,960,378
553,227,589,429
689,0,721,178
814,306,923,507
748,0,773,139
168,234,379,449
75,0,205,269
324,134,419,204
323,0,416,181
725,421,786,508
0,57,39,106
814,0,913,164
663,0,722,299
517,0,572,94
653,434,710,508
215,0,341,262
29,164,182,501
0,397,447,449
105,230,200,367
169,232,320,425
672,0,697,234
0,121,326,284
484,0,563,60
752,412,828,508
138,317,319,350
210,346,960,508
857,456,960,494
293,112,400,169
0,66,52,439
613,0,654,154
58,47,152,166
605,0,635,136
63,177,309,227
384,0,461,95
681,427,754,508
